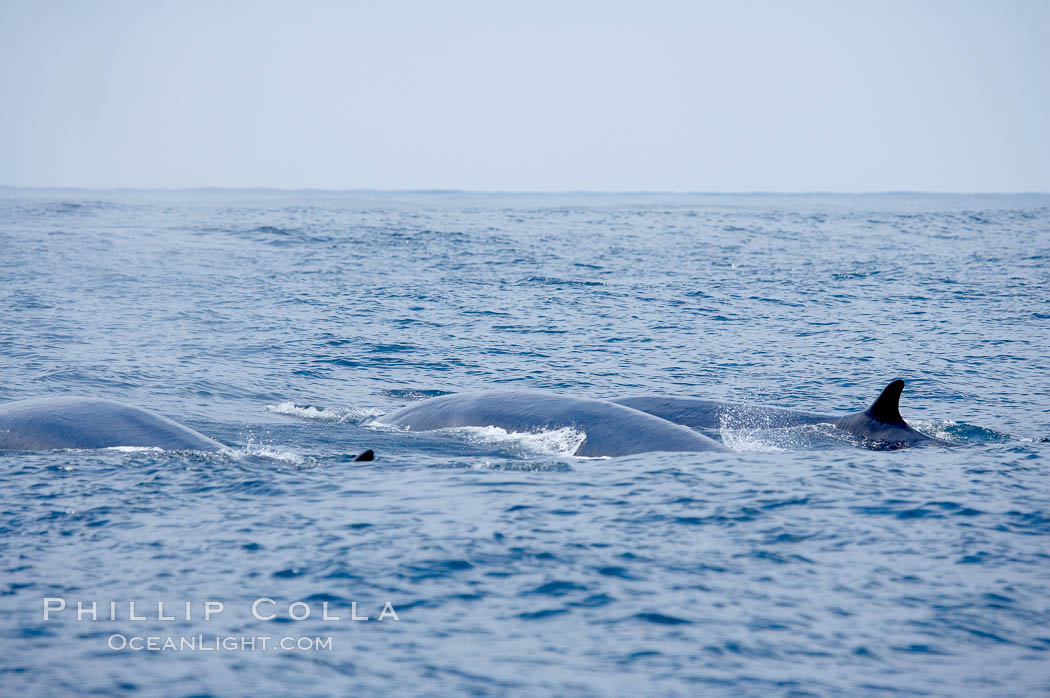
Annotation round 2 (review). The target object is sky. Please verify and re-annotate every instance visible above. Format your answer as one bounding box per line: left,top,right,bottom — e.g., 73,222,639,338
1,0,1047,192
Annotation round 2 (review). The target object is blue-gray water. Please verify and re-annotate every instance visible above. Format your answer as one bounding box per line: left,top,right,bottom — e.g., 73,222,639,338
1,190,1048,696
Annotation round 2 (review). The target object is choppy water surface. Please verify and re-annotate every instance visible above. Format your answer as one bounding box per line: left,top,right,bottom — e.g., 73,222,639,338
1,190,1048,696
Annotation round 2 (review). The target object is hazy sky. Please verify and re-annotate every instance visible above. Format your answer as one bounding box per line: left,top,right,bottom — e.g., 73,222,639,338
1,0,1047,191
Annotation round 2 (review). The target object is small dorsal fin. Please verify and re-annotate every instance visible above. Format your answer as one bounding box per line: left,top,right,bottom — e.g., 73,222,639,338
864,380,905,423
353,449,375,462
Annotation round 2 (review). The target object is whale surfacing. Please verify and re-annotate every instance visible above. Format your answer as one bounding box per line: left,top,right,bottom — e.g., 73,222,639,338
377,391,729,457
0,396,378,460
0,397,226,452
613,380,948,449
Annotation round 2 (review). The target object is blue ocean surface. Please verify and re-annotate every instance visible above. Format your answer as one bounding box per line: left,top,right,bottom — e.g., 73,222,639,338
1,190,1048,696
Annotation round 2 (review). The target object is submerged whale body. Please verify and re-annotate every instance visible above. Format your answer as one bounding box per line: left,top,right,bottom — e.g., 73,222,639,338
0,396,377,460
378,391,729,457
613,380,947,449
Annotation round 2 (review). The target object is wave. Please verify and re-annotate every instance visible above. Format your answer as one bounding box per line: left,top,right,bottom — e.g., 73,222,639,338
380,388,453,401
911,419,1011,443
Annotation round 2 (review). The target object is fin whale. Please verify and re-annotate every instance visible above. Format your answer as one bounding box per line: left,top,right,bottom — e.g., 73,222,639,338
0,397,225,451
612,380,947,449
0,396,376,460
377,391,729,457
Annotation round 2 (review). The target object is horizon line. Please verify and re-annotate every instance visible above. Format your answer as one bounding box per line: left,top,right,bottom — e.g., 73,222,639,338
2,184,1049,197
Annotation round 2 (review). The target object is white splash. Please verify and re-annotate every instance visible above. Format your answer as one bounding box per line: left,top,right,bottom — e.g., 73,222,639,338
225,433,310,465
103,446,165,453
449,425,587,457
364,419,408,432
235,443,308,465
718,427,789,453
718,410,788,452
266,401,384,424
910,419,959,441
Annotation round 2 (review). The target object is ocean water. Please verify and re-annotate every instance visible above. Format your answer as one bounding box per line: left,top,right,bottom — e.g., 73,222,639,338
0,189,1048,696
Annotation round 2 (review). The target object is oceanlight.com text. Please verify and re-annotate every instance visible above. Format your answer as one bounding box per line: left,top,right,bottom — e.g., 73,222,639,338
107,634,334,652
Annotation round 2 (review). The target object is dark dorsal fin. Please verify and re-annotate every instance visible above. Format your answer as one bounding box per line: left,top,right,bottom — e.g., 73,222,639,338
353,449,375,462
864,380,905,423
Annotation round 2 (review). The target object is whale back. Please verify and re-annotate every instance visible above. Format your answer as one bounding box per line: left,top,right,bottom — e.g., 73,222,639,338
0,397,225,451
379,391,729,457
610,396,832,430
615,380,947,449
